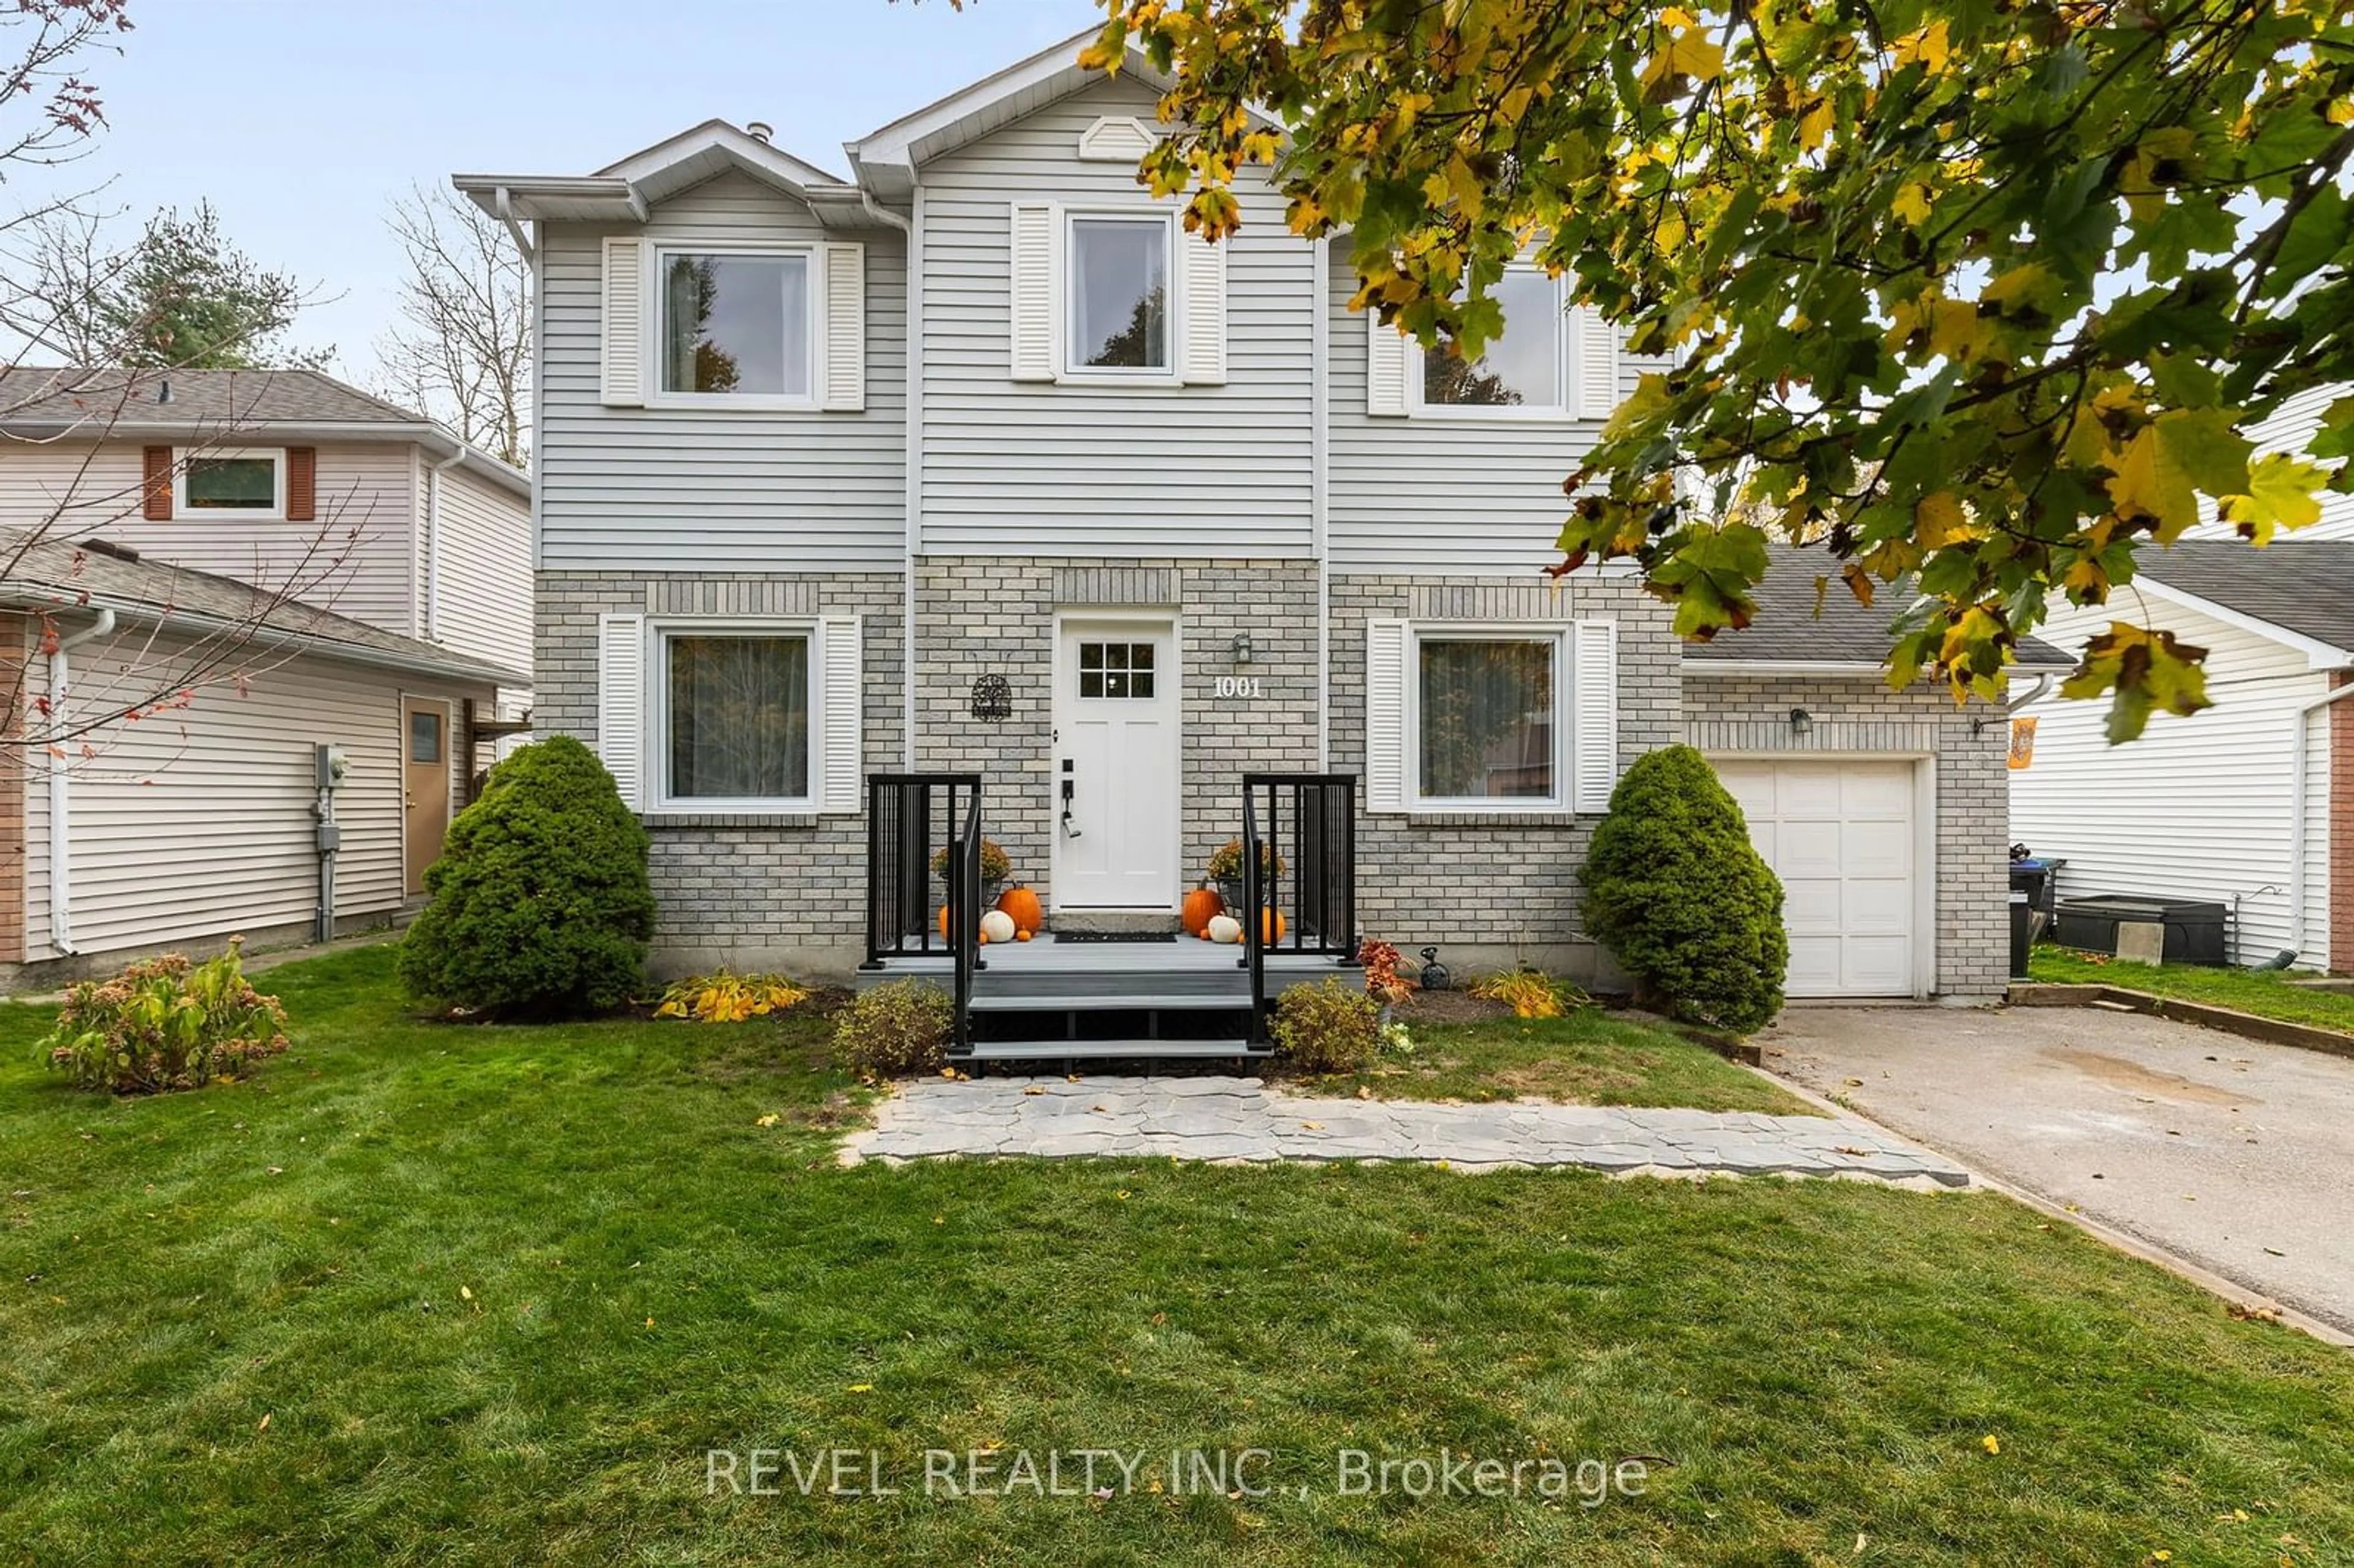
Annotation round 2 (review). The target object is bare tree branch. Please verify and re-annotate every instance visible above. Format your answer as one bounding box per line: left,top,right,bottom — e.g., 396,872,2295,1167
372,183,532,468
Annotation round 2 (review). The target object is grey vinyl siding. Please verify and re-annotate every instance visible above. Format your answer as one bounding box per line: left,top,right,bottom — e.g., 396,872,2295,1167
918,75,1315,557
536,170,908,570
0,438,421,632
1325,238,1658,574
429,462,533,706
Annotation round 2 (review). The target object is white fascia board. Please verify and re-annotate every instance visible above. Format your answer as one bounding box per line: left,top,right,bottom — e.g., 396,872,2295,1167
2133,574,2354,669
0,417,530,500
1681,658,1892,676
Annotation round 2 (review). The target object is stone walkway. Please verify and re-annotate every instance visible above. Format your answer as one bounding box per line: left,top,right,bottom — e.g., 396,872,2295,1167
842,1076,1971,1186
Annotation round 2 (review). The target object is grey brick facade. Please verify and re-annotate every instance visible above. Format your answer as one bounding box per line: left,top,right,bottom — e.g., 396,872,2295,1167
539,565,2006,997
539,570,904,976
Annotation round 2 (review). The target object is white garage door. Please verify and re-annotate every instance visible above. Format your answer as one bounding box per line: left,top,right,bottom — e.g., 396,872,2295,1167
1712,758,1922,998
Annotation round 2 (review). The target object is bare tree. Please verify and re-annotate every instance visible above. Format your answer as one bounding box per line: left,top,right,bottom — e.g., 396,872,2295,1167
373,183,531,467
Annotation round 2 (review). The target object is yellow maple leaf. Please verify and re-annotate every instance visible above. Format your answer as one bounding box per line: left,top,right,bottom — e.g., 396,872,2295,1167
1982,1434,2001,1455
1895,20,1951,73
1797,98,1835,153
1916,491,1973,549
755,1113,780,1128
1892,181,1934,227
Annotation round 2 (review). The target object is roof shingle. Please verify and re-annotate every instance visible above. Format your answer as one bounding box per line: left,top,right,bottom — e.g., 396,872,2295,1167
1682,547,2075,669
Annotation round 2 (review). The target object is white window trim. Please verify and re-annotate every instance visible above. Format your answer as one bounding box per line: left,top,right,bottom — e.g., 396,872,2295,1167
1059,207,1179,387
173,446,285,520
1406,622,1569,813
647,618,822,813
1407,267,1579,422
647,241,823,413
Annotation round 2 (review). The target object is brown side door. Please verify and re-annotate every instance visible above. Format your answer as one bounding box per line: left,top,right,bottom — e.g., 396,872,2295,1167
403,699,452,896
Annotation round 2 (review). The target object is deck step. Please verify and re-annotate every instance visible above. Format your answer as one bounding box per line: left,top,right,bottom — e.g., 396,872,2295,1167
959,1038,1271,1062
969,991,1248,1012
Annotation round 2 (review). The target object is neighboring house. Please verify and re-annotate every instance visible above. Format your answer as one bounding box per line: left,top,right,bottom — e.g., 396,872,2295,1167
455,29,2031,999
0,368,533,982
2010,539,2354,971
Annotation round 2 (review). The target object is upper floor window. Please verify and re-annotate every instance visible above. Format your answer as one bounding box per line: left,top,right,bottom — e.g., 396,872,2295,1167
175,447,284,519
1068,215,1170,374
1417,270,1573,416
658,249,812,403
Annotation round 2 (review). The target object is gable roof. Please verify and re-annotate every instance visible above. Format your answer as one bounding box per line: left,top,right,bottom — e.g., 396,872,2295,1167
456,120,884,230
2133,539,2354,663
1682,547,2075,671
0,367,528,498
0,533,527,687
845,28,1184,198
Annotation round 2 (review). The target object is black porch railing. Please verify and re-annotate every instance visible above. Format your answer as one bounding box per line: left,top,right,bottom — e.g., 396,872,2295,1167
863,774,984,964
1240,773,1358,1043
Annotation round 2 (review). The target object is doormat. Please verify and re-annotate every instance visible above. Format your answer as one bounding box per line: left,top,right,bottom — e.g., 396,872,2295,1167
1052,931,1180,943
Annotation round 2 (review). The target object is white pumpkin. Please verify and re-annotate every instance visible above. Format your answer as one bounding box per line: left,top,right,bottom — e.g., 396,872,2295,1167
979,908,1017,943
1205,913,1243,945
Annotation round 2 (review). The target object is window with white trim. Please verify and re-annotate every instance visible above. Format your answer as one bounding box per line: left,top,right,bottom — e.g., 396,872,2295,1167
658,627,813,807
1414,631,1562,805
175,447,283,517
1417,269,1571,416
657,249,813,403
1067,213,1171,374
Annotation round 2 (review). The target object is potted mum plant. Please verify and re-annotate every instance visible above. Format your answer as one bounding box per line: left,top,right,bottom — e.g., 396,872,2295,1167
932,836,1011,904
1206,836,1283,913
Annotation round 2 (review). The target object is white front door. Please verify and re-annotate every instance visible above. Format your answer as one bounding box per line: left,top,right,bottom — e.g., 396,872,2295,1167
1713,758,1924,998
1053,617,1181,909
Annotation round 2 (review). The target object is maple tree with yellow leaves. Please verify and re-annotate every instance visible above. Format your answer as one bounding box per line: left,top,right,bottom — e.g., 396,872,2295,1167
1082,0,2354,738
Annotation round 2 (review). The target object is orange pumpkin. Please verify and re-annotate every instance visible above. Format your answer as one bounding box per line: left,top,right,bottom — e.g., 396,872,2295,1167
1181,883,1224,938
1016,929,1034,942
1260,908,1287,943
937,905,950,938
997,883,1044,934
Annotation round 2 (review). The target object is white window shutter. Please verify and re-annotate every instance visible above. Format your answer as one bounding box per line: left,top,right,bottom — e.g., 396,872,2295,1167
1574,307,1620,421
1366,313,1409,417
596,614,646,809
818,243,866,412
1178,229,1227,385
1009,201,1059,382
1365,618,1409,812
819,615,864,815
601,237,647,408
1572,620,1619,813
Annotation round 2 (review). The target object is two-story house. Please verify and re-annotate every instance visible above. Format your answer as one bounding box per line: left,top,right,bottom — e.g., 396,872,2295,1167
0,368,531,982
458,29,2030,1003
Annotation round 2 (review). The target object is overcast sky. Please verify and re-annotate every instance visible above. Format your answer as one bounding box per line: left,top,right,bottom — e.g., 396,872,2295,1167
36,0,1101,381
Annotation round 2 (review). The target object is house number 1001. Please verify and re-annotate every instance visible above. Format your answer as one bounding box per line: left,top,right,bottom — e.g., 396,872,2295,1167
1214,676,1263,699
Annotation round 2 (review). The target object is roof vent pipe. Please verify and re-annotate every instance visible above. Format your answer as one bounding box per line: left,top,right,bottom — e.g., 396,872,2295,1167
745,121,774,145
155,376,172,404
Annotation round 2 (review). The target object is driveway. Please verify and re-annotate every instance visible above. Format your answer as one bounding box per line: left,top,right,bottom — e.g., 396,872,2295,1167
1764,1004,2354,1334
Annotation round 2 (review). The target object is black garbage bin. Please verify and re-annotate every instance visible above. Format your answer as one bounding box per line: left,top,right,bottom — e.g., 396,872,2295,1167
2009,892,2032,981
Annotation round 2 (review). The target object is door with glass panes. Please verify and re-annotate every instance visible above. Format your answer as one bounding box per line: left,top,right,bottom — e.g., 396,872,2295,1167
1052,618,1180,908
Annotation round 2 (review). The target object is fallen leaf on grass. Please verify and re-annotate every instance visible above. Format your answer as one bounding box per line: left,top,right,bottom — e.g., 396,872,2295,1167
1981,1434,2000,1455
1356,1086,1372,1100
460,1285,473,1301
2227,1303,2283,1324
848,1382,874,1393
257,1414,271,1432
755,1114,780,1128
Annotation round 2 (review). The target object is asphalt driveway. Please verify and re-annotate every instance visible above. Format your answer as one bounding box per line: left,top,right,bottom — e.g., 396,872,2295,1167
1762,1003,2354,1335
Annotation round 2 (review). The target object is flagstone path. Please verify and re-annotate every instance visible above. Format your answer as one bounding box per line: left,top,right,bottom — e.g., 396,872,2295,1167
841,1075,1971,1186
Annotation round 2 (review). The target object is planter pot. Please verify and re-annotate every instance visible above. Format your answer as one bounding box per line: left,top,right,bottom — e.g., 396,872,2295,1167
1215,880,1244,914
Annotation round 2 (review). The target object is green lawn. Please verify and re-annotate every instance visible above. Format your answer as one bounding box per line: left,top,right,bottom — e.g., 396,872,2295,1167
4,945,2352,1565
2031,946,2354,1033
1293,1011,1815,1116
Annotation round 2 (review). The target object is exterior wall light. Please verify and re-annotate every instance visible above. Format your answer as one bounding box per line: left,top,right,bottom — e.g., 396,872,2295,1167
1231,632,1254,666
1789,707,1813,735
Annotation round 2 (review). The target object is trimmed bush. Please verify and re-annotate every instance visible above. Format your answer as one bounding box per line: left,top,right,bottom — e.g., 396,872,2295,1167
398,734,655,1018
42,939,289,1094
1270,976,1381,1073
1580,744,1788,1035
832,980,954,1077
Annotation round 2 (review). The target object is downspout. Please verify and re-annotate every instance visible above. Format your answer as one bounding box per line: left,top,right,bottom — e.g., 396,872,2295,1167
47,608,116,955
2285,674,2354,959
899,186,923,771
424,447,466,642
1310,234,1330,771
2006,672,2054,712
